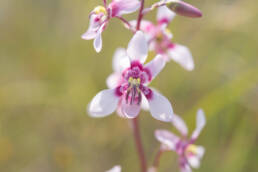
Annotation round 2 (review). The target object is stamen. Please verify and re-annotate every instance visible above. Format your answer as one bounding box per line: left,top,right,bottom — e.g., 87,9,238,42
137,91,142,105
126,88,131,104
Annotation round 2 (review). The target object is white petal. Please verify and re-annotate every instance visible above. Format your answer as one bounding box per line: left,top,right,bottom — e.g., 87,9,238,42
141,93,149,111
127,31,148,63
93,32,102,53
132,20,153,31
155,129,179,150
148,90,173,122
168,44,194,71
111,0,140,16
191,109,206,141
172,114,188,136
195,145,205,159
106,73,120,89
81,15,99,40
81,30,97,40
157,6,176,24
144,54,166,81
106,165,121,172
181,163,192,172
88,89,119,117
187,156,200,169
121,97,141,118
112,48,130,72
127,20,154,41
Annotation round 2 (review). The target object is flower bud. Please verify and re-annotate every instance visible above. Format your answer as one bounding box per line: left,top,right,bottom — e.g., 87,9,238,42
167,1,202,18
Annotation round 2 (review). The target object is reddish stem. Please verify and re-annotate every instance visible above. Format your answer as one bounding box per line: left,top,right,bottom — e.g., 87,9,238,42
136,0,145,30
116,16,135,32
103,0,107,8
153,149,164,169
132,117,147,172
132,1,147,172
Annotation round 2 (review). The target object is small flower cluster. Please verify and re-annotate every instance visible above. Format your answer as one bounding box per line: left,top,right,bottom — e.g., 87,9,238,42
82,0,205,171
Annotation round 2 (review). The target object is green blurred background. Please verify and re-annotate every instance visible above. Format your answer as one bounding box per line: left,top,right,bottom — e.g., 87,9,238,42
0,0,257,171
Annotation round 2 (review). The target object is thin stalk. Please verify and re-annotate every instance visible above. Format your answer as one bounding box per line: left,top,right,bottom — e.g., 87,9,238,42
132,117,147,172
103,0,107,8
116,16,135,32
153,149,164,169
136,0,145,30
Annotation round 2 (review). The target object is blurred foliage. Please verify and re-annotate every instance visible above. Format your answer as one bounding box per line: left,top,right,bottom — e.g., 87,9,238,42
0,0,257,171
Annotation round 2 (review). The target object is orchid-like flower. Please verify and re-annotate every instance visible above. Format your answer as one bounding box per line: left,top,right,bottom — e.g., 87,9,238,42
106,165,121,172
129,6,194,71
88,31,173,122
155,109,206,172
106,48,150,117
81,0,140,53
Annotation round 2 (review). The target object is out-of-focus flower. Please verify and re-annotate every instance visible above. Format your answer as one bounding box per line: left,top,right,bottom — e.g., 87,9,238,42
81,0,140,52
106,165,122,172
129,6,194,71
155,109,206,172
151,0,202,18
88,31,173,122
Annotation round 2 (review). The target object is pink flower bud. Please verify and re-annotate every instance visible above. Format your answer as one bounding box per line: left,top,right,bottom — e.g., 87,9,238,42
168,1,202,18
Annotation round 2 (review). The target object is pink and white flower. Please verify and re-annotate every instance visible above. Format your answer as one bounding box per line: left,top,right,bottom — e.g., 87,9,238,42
129,6,194,71
155,109,206,172
106,165,121,172
81,0,140,53
88,31,173,122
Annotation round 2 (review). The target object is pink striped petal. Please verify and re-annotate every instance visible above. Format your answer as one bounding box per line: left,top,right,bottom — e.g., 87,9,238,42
121,97,141,118
109,0,140,17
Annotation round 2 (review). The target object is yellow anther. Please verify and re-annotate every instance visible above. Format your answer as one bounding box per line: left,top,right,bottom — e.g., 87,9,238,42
129,77,133,83
165,28,172,35
93,6,107,15
186,144,198,154
128,77,141,85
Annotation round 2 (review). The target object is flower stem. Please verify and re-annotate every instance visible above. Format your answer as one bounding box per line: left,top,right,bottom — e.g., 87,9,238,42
103,0,107,8
136,0,145,30
116,16,135,32
153,149,164,169
132,117,147,172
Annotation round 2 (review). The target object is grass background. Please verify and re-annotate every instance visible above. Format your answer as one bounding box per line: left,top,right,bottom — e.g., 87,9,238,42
0,0,257,171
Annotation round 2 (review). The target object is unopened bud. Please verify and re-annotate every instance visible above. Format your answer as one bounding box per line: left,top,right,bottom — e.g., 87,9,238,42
168,1,202,18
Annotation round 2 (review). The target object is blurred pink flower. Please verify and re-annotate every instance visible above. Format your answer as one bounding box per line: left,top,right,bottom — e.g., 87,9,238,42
155,109,206,172
88,31,173,122
129,6,194,71
106,165,121,172
81,0,140,53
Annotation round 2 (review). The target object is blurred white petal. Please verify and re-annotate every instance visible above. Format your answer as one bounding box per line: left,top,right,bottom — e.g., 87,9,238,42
191,109,206,141
168,44,194,71
172,114,188,136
